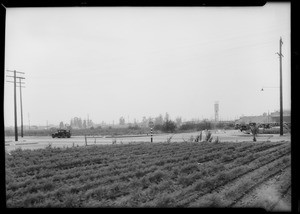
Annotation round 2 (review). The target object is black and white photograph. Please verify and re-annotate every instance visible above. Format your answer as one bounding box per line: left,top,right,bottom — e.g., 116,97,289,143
3,1,292,210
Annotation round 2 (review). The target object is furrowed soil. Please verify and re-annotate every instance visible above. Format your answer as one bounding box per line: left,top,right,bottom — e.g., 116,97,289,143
5,140,291,208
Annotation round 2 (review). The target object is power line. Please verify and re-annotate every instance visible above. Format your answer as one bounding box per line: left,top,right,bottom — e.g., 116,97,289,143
6,70,25,141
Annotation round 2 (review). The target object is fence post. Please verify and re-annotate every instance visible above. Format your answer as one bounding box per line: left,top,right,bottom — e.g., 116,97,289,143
85,135,87,146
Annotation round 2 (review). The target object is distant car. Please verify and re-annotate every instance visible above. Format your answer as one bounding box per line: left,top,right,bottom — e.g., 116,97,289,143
235,123,251,134
52,129,71,138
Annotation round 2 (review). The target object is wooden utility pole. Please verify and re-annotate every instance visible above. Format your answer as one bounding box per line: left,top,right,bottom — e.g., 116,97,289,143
276,37,284,136
14,71,17,140
19,78,24,137
6,70,25,141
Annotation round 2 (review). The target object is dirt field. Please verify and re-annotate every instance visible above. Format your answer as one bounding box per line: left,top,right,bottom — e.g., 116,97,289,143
4,129,291,152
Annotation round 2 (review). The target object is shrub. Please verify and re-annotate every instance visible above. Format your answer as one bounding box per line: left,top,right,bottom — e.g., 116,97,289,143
179,122,196,131
166,135,173,143
154,124,163,131
205,131,212,142
260,128,288,134
189,135,194,142
199,131,202,142
162,120,177,133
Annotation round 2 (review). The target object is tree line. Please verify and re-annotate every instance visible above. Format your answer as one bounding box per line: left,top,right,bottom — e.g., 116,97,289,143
5,120,235,137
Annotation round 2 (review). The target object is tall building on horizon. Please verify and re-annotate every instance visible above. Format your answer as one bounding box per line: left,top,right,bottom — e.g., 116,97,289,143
214,101,219,122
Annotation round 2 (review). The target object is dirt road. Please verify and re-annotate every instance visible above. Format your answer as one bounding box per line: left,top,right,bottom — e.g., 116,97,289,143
4,130,291,152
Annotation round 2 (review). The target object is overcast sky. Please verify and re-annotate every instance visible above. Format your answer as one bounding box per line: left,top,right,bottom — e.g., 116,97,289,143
4,3,291,127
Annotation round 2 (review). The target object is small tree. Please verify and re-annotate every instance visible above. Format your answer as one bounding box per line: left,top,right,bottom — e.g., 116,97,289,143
175,117,182,126
154,124,163,131
162,119,177,133
250,124,259,142
164,112,170,122
119,117,125,125
155,114,164,125
166,135,173,143
189,135,194,142
83,120,87,129
195,131,203,142
205,131,212,142
59,121,64,129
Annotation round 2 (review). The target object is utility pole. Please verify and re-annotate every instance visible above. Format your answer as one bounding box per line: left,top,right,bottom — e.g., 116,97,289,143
276,37,284,136
19,78,24,137
6,70,25,141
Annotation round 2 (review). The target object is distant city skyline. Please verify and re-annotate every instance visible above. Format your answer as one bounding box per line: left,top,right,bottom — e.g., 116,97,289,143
5,108,289,129
4,4,291,127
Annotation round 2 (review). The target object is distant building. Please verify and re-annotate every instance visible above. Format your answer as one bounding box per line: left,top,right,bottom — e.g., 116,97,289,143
214,101,219,122
235,115,269,124
269,110,291,123
236,110,290,124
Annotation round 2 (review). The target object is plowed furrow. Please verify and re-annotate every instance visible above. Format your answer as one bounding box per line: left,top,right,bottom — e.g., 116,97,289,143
176,150,290,206
228,164,290,207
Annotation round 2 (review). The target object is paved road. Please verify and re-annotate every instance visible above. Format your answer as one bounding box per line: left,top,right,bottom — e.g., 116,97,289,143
4,130,291,152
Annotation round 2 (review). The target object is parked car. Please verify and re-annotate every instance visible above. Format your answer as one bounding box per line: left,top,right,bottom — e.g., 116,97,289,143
52,129,71,138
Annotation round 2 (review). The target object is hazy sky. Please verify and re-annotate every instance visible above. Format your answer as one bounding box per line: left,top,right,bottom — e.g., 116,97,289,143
4,3,291,127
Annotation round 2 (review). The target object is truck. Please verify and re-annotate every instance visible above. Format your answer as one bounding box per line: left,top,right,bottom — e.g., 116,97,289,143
52,129,71,138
